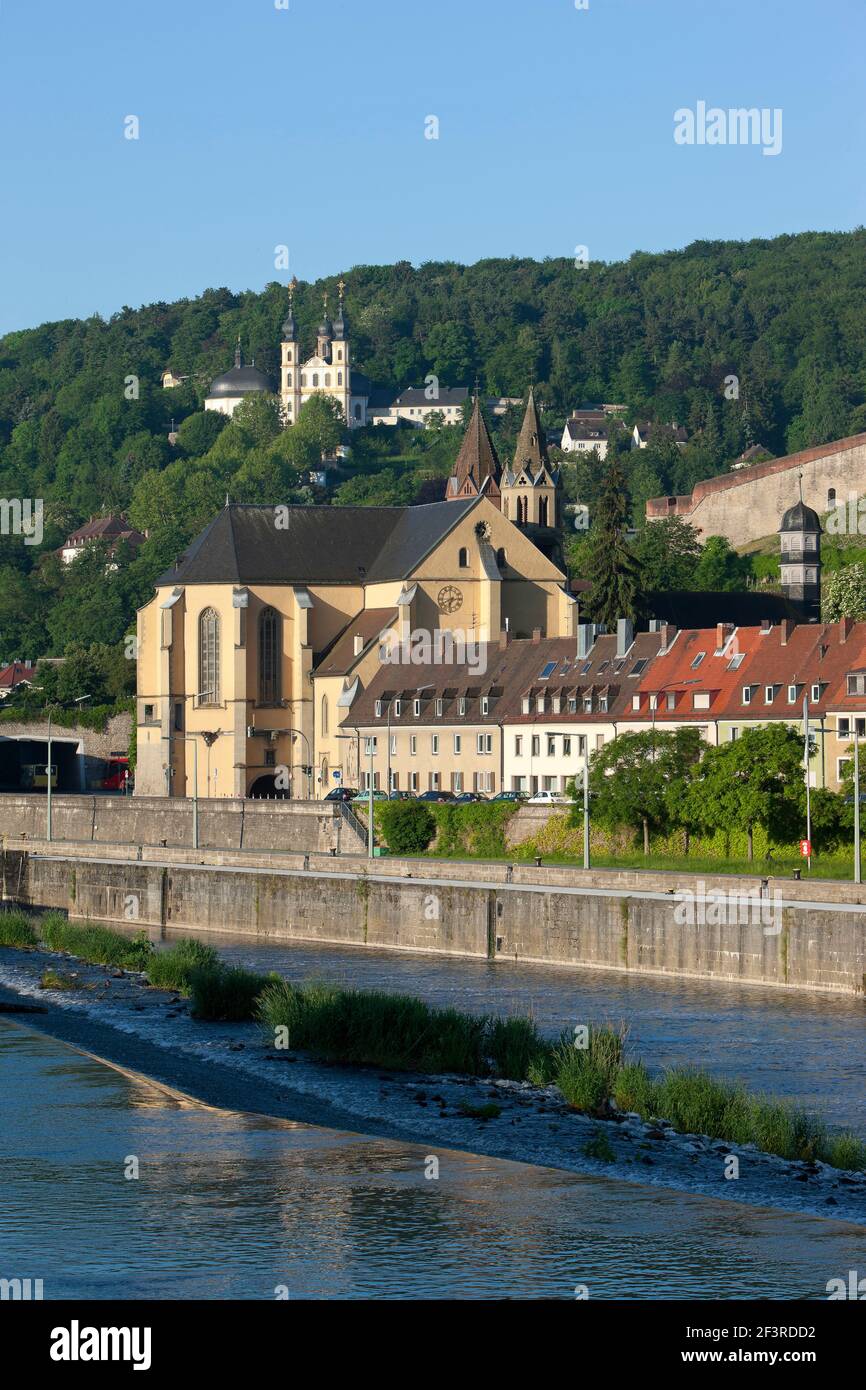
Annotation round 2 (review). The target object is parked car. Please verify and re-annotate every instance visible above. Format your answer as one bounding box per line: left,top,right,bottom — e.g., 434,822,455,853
491,790,527,802
526,790,570,804
452,792,487,803
387,790,413,801
416,790,456,803
323,786,358,802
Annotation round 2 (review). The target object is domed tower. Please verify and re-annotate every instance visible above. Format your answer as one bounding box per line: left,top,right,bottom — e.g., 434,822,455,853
779,479,821,621
316,293,333,361
280,278,301,424
205,337,276,417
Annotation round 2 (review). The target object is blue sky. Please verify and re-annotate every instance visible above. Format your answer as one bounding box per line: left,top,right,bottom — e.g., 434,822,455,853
1,0,863,333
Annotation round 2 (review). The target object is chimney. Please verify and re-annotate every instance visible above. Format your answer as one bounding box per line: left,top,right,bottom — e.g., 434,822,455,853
353,634,364,656
499,628,509,650
840,616,854,643
659,623,675,652
576,623,592,659
780,620,794,646
761,618,772,633
616,618,634,658
531,627,541,645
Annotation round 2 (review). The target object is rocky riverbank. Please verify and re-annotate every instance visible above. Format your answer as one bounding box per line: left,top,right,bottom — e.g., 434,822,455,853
2,940,865,1225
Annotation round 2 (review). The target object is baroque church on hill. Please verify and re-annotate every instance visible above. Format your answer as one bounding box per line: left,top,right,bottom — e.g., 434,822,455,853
445,388,563,564
204,278,372,426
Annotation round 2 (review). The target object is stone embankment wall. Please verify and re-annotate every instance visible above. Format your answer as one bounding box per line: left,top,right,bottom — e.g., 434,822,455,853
4,840,866,996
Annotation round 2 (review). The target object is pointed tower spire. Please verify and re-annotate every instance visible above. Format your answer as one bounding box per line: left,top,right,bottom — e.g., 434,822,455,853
445,393,501,501
282,276,298,340
512,387,549,476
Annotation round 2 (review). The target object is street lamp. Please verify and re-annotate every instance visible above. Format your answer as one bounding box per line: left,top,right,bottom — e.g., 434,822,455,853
854,725,861,885
287,728,313,799
47,694,91,843
336,732,373,857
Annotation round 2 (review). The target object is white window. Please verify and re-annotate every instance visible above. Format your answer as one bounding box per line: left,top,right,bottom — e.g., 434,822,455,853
787,685,797,703
389,734,397,755
431,734,439,755
563,736,571,756
514,736,523,757
410,771,418,792
476,733,492,755
531,735,540,756
413,698,421,717
742,686,752,705
452,771,463,793
394,698,401,716
547,737,556,757
838,718,851,737
453,734,462,754
599,696,608,713
632,694,641,711
838,757,852,782
459,697,466,716
522,696,531,714
364,736,377,754
430,771,440,791
730,727,739,741
847,674,866,696
410,735,417,756
568,696,577,713
481,696,489,715
436,698,443,716
693,692,711,710
536,696,545,713
374,700,382,718
764,686,775,704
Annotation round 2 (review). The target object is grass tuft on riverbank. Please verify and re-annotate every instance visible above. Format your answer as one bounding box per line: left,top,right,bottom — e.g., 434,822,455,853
0,909,39,948
2,908,865,1173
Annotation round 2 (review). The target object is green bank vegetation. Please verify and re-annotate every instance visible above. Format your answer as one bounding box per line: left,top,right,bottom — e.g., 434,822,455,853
2,908,864,1172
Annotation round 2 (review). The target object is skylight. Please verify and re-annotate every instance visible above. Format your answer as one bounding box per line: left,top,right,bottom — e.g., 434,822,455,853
690,653,705,669
539,661,557,679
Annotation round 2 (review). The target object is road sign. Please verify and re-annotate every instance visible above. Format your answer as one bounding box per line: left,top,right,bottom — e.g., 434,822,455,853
799,839,811,858
333,769,341,780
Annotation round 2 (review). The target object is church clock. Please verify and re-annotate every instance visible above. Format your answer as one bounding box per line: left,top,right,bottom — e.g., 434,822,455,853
437,584,463,614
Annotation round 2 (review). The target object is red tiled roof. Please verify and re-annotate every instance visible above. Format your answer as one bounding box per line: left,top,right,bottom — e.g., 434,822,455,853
0,662,36,689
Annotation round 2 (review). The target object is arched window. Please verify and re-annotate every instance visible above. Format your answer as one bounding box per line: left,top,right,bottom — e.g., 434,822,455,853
337,371,343,385
198,608,220,705
312,373,319,388
321,694,329,737
496,547,506,568
286,371,292,386
828,488,836,505
258,607,281,705
539,496,549,526
325,374,331,387
354,403,361,420
458,546,469,567
517,495,528,524
337,348,343,361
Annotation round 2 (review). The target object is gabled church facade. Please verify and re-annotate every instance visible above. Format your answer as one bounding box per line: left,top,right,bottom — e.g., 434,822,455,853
279,277,371,427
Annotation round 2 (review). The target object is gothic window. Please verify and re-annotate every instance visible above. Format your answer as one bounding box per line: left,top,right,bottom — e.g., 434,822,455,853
496,547,506,567
286,371,292,386
258,607,281,705
539,496,549,526
458,547,469,568
198,608,220,705
312,373,319,388
321,694,329,737
828,488,836,505
517,496,528,524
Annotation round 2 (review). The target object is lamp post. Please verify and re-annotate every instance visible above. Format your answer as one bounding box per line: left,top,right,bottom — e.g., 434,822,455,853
286,727,312,799
46,694,91,843
803,693,812,872
582,752,590,870
854,725,861,885
163,734,199,848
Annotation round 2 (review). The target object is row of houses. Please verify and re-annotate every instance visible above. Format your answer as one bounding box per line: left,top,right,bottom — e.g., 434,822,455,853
559,405,689,458
341,617,866,797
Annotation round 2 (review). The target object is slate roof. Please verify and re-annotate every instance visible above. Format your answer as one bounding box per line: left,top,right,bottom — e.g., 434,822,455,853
446,396,501,498
314,608,397,676
156,499,480,587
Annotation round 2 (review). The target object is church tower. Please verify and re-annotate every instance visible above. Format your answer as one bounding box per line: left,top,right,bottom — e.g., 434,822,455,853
279,277,302,425
330,278,352,426
445,392,502,503
779,477,821,621
501,388,560,529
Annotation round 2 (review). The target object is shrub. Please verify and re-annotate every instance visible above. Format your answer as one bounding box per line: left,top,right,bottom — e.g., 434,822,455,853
486,1015,546,1081
552,1026,624,1114
377,800,436,855
826,1132,866,1172
613,1061,658,1115
188,965,273,1021
0,909,38,948
145,938,218,994
39,918,153,971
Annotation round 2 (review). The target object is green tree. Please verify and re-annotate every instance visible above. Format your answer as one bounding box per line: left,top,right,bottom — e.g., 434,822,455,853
823,564,866,621
682,724,807,860
579,727,703,854
582,458,641,625
636,517,702,591
378,799,435,854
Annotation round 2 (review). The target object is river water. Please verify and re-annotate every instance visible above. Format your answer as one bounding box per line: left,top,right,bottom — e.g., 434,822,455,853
2,1021,866,1300
155,924,866,1137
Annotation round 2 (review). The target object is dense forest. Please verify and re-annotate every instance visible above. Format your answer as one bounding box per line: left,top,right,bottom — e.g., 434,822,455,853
1,228,865,668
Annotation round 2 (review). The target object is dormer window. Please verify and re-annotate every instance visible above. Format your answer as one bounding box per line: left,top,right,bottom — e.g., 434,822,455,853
811,684,821,703
787,685,797,703
394,699,402,716
481,696,489,715
435,698,443,717
764,686,775,704
847,674,866,696
413,698,421,717
536,695,545,713
374,700,382,718
632,695,641,711
568,696,577,713
583,695,592,713
522,695,530,714
742,686,752,704
458,697,466,716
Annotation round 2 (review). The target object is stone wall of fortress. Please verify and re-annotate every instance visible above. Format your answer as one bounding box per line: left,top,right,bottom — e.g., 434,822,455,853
646,433,866,546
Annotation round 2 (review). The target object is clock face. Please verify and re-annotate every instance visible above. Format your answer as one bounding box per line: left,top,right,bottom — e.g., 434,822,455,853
437,584,463,614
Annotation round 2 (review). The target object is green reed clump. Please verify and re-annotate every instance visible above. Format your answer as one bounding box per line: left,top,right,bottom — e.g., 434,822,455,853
39,916,153,971
551,1026,625,1115
0,909,38,948
486,1014,547,1081
39,968,80,991
613,1061,659,1116
256,978,492,1074
145,938,219,994
188,964,274,1021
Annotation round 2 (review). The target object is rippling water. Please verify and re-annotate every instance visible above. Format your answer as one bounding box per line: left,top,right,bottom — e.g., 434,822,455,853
2,1022,865,1299
135,923,866,1136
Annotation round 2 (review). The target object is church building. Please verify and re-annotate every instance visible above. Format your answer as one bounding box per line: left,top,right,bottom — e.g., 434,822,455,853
279,277,371,427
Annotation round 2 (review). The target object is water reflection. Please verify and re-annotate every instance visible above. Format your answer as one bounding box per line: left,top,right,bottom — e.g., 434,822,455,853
2,1022,865,1300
